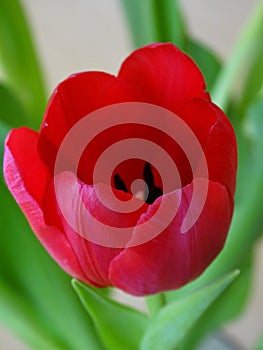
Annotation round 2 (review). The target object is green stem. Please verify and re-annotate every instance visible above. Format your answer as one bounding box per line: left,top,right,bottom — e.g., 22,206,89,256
119,0,158,48
211,0,263,110
119,0,187,49
152,0,187,49
146,293,166,317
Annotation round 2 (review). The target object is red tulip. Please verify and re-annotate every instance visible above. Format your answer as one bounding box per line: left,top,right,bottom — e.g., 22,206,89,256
3,43,237,296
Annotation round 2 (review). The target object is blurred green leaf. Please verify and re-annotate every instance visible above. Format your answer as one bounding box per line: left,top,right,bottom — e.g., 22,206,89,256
73,280,148,350
238,42,263,115
119,0,187,49
119,0,158,47
232,97,263,244
0,0,46,129
0,180,103,350
0,83,27,126
151,0,187,49
212,0,263,110
0,275,64,350
179,254,253,349
0,82,27,170
146,293,166,317
255,333,263,350
140,270,239,350
186,40,221,90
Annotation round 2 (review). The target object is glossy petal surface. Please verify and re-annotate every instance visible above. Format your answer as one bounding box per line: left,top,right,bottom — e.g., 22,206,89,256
118,43,210,113
3,43,237,296
4,129,87,282
109,179,232,296
51,171,148,286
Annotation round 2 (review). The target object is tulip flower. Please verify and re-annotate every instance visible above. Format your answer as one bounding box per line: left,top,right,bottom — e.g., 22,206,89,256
4,43,237,296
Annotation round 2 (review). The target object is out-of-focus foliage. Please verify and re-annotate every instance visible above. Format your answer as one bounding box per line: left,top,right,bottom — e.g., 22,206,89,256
1,0,263,349
73,280,147,350
0,0,46,129
141,271,239,350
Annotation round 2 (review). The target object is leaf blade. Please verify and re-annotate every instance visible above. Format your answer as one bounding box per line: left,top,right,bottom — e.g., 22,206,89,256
73,280,148,350
119,0,187,49
140,270,239,350
0,0,46,128
186,40,221,90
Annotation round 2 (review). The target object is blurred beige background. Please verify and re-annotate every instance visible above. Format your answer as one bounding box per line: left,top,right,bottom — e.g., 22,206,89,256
1,0,263,349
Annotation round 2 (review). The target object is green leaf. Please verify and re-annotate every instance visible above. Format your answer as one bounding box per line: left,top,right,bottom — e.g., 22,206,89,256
146,293,166,317
119,0,158,47
255,333,263,350
72,280,148,350
186,40,221,90
0,83,27,126
179,254,253,350
0,0,46,128
119,0,187,49
0,180,103,350
211,0,263,110
238,42,263,115
140,270,239,350
0,82,27,170
0,276,64,350
232,97,263,244
151,0,187,49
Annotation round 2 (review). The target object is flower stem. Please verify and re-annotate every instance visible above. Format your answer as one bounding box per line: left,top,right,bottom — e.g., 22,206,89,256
211,0,263,110
119,0,187,49
151,0,187,50
146,293,166,317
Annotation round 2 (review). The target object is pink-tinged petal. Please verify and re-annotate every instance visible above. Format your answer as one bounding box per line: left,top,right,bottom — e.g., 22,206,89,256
4,128,49,205
52,172,148,286
109,179,232,296
38,72,133,174
3,129,88,283
180,98,237,197
118,43,210,113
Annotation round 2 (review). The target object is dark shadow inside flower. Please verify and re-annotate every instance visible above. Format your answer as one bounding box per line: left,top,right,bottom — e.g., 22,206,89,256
143,162,163,204
114,163,163,204
75,124,193,205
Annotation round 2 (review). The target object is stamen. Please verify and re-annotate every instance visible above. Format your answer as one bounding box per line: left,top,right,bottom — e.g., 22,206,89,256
143,163,163,204
143,162,154,187
114,174,128,193
113,164,163,204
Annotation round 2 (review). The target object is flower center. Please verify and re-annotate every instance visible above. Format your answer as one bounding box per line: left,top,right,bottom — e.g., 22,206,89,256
114,163,163,204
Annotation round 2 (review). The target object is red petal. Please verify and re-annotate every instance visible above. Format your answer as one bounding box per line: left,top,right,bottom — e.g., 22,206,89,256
3,128,87,282
109,179,232,296
180,99,237,197
4,128,49,205
201,103,237,197
38,72,132,174
118,43,210,113
52,172,148,286
79,121,192,190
